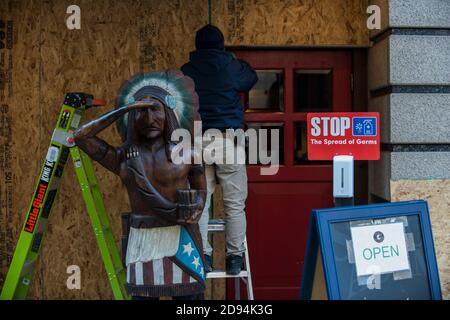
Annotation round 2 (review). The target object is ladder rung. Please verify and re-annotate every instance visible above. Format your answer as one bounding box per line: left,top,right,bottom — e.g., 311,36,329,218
106,266,127,280
93,225,111,234
116,267,125,274
206,270,249,279
209,219,225,224
208,225,225,232
80,182,98,190
208,219,226,232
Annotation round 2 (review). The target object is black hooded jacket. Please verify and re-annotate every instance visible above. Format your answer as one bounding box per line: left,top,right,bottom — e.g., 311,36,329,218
182,49,258,131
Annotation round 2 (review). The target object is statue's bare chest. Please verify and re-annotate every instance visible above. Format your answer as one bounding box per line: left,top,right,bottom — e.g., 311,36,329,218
126,146,189,188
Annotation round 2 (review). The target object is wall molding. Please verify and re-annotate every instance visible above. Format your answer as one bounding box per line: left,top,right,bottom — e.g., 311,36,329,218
370,85,450,98
371,27,450,44
381,144,450,152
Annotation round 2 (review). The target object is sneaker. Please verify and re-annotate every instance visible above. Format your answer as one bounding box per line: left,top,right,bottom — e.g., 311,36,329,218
226,255,243,275
204,254,213,273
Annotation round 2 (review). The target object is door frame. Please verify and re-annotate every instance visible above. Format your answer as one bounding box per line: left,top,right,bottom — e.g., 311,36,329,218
228,47,368,202
220,47,368,299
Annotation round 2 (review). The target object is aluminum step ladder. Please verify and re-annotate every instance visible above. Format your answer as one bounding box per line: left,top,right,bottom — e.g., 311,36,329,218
206,219,254,300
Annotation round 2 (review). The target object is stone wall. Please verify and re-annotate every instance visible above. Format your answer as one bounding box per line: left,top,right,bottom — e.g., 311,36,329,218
369,0,450,299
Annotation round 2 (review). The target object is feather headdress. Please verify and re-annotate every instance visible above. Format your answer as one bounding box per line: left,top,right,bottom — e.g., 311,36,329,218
115,70,199,141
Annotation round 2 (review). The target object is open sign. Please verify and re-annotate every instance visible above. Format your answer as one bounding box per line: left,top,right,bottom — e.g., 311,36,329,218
307,112,380,160
351,222,410,277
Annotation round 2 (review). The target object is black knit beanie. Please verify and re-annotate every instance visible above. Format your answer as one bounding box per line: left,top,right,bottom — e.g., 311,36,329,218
195,24,225,50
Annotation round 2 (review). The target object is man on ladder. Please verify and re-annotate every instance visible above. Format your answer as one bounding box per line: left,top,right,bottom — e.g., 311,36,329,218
182,25,258,276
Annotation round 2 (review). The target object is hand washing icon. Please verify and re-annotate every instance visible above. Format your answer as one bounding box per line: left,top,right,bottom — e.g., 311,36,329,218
352,117,377,136
363,120,374,135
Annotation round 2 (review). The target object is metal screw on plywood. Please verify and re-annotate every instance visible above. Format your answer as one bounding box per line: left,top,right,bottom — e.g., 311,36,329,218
207,219,254,300
0,93,129,300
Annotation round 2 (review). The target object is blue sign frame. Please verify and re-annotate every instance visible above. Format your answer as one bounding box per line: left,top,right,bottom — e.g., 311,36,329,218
300,200,442,300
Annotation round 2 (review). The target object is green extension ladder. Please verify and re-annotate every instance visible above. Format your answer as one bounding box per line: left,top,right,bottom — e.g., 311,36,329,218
0,93,129,300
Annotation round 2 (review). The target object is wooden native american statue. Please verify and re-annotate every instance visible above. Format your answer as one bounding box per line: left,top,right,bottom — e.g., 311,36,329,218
74,70,207,299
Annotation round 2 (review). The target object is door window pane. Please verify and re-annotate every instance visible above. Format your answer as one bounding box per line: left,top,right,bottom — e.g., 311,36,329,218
294,70,332,112
247,70,284,112
294,122,331,165
246,122,284,165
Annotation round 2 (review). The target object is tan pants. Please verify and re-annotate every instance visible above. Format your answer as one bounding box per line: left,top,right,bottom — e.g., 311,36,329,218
198,162,248,256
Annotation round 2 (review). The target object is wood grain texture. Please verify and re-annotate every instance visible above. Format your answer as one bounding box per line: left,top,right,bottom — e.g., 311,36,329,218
2,0,369,299
0,0,42,293
391,179,450,300
211,186,226,300
213,0,369,46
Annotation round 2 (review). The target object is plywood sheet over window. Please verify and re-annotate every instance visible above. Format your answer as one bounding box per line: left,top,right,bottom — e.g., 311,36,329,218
0,0,369,299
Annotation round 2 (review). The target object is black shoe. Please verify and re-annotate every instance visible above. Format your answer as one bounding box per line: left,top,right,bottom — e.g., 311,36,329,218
204,254,213,273
226,255,243,275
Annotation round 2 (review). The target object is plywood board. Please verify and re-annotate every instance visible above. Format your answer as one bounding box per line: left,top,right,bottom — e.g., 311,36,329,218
1,0,369,299
391,179,450,299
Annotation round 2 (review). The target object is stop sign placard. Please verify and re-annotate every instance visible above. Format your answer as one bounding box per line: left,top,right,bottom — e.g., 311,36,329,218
307,112,380,160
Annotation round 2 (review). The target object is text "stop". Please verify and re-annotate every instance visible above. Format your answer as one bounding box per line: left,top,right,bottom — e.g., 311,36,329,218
311,117,350,137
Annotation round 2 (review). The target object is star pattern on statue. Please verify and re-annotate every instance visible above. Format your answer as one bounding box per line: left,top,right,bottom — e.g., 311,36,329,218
192,256,200,269
183,242,194,256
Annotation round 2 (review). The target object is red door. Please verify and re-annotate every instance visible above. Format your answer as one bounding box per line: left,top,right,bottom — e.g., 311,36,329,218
232,50,352,299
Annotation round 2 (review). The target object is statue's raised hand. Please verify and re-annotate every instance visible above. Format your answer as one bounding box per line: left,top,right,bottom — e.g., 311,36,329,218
119,99,163,112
